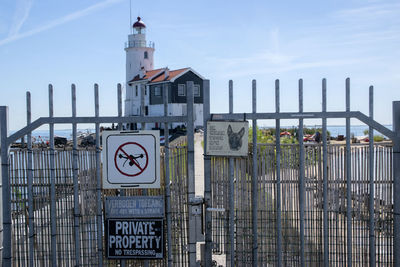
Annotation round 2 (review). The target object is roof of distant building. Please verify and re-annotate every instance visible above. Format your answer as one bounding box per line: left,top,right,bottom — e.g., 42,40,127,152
129,67,204,84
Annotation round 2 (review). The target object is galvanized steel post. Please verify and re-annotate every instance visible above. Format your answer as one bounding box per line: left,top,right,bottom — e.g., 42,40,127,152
94,84,103,267
163,83,173,267
298,79,305,267
393,101,400,266
322,79,329,267
186,81,196,265
251,80,258,267
228,80,235,267
0,106,11,266
72,84,82,266
203,80,213,267
368,86,375,267
275,79,282,266
48,85,57,267
345,78,352,266
27,92,34,267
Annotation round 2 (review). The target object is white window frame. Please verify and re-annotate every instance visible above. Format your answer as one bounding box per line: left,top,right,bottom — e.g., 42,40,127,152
194,84,200,97
178,84,186,96
154,86,161,96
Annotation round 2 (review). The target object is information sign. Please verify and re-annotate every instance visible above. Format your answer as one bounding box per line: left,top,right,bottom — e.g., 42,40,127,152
206,121,249,156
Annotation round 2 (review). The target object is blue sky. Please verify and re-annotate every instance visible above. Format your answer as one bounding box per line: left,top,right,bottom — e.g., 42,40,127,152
0,0,399,131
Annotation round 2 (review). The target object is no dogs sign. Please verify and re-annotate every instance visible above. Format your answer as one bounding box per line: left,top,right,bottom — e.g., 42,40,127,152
102,131,160,189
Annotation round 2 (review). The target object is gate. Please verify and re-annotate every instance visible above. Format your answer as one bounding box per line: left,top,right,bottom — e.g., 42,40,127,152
202,78,400,266
0,81,205,266
1,78,400,266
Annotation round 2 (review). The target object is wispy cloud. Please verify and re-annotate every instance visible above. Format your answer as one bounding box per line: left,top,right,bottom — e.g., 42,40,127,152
8,0,34,37
0,0,123,46
334,3,400,21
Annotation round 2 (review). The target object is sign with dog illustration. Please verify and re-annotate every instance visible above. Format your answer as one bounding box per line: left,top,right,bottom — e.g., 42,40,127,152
206,121,249,156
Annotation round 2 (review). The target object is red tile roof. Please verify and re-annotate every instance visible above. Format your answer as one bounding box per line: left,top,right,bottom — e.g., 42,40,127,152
129,68,164,83
151,68,189,83
129,67,190,84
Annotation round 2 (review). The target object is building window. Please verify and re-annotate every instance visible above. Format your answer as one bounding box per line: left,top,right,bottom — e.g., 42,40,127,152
144,51,148,59
178,84,186,96
135,85,138,96
154,86,161,96
194,84,200,97
145,106,148,115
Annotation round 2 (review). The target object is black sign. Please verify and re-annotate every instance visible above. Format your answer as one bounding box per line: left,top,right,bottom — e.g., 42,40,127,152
106,218,163,259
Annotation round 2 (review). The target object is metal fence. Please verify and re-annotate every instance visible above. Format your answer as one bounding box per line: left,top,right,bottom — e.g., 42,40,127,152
0,81,203,266
9,144,189,266
210,143,393,266
202,78,400,266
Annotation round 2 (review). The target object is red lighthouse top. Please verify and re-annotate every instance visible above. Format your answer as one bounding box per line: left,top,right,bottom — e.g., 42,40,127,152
133,17,146,28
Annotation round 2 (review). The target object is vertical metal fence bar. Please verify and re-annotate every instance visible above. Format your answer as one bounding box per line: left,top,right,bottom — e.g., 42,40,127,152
163,83,173,267
0,106,10,266
275,79,282,266
117,84,125,267
94,84,103,267
322,79,329,267
141,84,145,130
186,81,196,266
298,79,305,267
393,101,400,266
251,79,258,267
26,92,34,267
48,85,57,267
368,86,375,267
203,80,212,267
345,78,352,266
228,80,235,266
118,84,122,131
71,84,81,266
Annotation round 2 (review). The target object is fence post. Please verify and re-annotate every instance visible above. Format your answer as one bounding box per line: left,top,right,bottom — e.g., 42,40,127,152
0,106,11,266
186,81,196,266
393,101,400,266
203,80,213,267
228,80,235,266
345,78,352,266
251,80,258,267
298,79,305,267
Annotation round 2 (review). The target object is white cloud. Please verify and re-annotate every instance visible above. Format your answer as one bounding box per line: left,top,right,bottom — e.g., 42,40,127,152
8,0,34,37
0,0,123,47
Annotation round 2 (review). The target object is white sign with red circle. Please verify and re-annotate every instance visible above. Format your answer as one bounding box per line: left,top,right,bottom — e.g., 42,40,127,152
102,131,160,189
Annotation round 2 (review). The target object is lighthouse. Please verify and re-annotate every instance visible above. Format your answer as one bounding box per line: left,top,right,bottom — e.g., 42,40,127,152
125,17,155,81
124,17,205,131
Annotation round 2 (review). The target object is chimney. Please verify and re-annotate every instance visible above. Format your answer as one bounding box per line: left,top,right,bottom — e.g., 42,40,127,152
140,67,145,79
164,67,169,80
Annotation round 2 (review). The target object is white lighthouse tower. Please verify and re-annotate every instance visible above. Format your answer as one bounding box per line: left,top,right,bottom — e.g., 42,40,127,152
125,17,155,81
124,17,155,121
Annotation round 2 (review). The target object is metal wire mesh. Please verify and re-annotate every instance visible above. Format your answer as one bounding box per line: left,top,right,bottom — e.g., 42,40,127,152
210,143,394,266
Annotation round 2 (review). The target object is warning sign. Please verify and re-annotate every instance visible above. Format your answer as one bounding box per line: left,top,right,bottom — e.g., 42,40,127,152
106,218,163,259
102,131,160,189
115,142,148,177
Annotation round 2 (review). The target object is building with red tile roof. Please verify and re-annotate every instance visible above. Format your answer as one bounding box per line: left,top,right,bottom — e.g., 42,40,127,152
124,18,206,130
